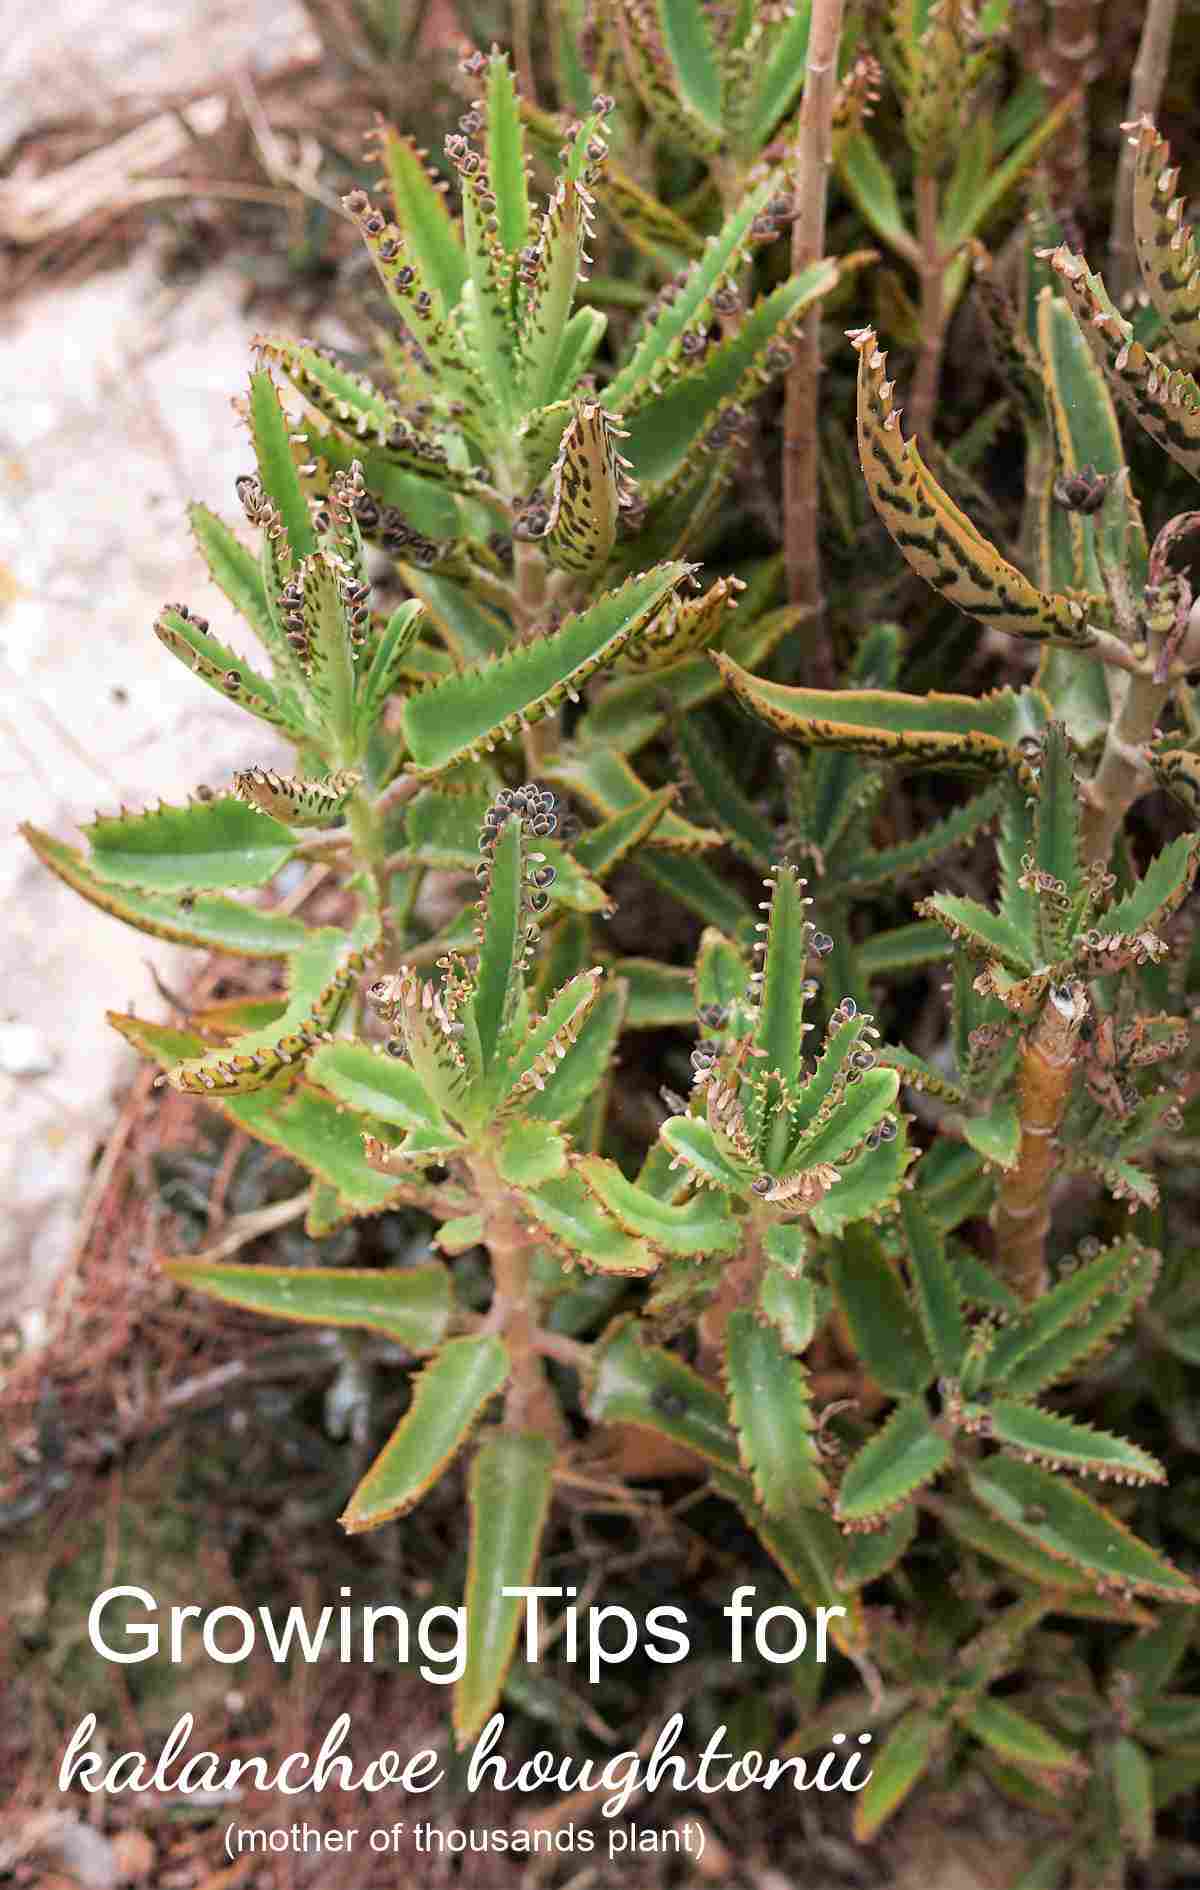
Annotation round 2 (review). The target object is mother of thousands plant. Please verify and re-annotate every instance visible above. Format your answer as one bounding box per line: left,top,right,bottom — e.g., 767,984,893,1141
26,6,1200,1880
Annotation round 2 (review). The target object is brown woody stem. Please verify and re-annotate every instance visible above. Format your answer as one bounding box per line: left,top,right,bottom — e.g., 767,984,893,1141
910,171,947,445
1109,0,1181,303
471,1154,566,1442
992,985,1087,1302
782,0,845,686
1038,0,1101,210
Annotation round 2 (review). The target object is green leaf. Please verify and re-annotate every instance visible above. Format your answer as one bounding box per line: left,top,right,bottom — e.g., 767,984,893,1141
853,1710,942,1842
967,1458,1199,1599
857,921,954,977
714,657,1041,778
496,1121,569,1188
827,1234,934,1397
605,173,785,409
485,52,531,253
964,1698,1086,1775
809,1126,916,1236
752,863,812,1088
455,1432,556,1747
640,849,754,934
1048,247,1200,481
587,1317,739,1469
516,160,592,410
547,746,720,853
354,601,426,744
380,128,467,313
1034,722,1085,915
522,979,626,1124
576,1156,738,1255
608,957,694,1029
187,502,275,656
163,1259,450,1352
22,825,308,958
524,1170,660,1274
621,264,839,491
248,367,315,564
501,966,604,1104
838,132,916,261
659,0,722,126
340,1335,509,1532
758,1269,818,1352
109,1013,410,1215
900,1194,967,1375
472,816,524,1070
661,1115,754,1194
747,0,813,145
986,1401,1165,1485
1102,834,1200,939
1131,119,1200,364
962,1100,1022,1170
1110,1735,1155,1857
836,1398,951,1526
153,603,303,736
840,784,1004,890
985,1241,1153,1387
939,92,1079,250
614,0,722,154
851,328,1095,647
726,1308,828,1514
938,1494,1092,1590
85,797,296,894
538,402,628,579
401,570,505,663
1037,290,1147,591
306,1041,450,1131
918,894,1033,973
166,928,366,1096
402,564,690,774
672,709,777,866
837,1503,918,1586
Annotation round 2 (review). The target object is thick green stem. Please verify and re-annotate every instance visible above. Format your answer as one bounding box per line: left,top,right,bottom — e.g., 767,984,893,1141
346,788,391,931
782,0,845,687
471,1154,566,1442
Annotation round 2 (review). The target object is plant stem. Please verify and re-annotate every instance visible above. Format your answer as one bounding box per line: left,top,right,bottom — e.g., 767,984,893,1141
512,534,558,770
992,984,1088,1302
1109,0,1181,304
347,787,391,933
698,1213,764,1374
471,1154,566,1442
1038,0,1102,211
1080,662,1168,863
782,0,845,687
910,170,946,445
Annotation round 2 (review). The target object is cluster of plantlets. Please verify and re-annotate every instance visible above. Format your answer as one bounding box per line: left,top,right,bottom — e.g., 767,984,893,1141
25,3,1200,1880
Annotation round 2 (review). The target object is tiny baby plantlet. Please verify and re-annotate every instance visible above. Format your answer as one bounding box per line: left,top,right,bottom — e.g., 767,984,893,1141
26,7,1200,1878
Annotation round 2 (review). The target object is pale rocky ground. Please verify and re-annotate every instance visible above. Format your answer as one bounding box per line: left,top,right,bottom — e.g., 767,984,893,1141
0,0,311,1334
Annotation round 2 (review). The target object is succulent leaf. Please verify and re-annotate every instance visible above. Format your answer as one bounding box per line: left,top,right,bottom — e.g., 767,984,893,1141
341,1335,510,1532
836,1398,952,1527
967,1458,1199,1600
725,1308,828,1515
455,1432,555,1748
161,1259,450,1352
402,563,692,774
851,327,1096,646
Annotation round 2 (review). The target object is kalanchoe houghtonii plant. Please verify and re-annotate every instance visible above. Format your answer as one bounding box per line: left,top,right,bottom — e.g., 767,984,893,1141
23,6,1200,1879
